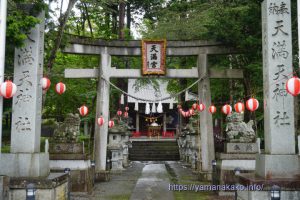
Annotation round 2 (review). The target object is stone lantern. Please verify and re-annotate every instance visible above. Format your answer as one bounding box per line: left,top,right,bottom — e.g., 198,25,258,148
107,120,130,171
122,130,132,167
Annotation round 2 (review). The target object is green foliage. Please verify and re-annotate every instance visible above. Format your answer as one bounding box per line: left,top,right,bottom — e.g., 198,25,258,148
7,13,40,47
6,0,46,47
1,145,10,153
40,137,48,152
43,53,98,121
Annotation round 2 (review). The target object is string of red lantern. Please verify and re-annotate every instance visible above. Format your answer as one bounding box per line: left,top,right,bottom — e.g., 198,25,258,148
28,73,298,121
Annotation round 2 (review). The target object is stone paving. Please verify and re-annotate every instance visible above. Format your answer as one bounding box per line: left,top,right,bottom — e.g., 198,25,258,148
71,161,234,200
130,163,174,200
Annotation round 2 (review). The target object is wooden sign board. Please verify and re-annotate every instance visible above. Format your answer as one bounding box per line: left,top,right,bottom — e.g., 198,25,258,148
142,40,166,75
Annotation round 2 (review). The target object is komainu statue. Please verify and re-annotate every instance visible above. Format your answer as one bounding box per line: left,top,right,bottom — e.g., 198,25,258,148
52,113,81,143
225,112,256,143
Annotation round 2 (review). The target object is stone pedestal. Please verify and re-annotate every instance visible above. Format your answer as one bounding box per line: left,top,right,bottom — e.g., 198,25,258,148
8,173,69,200
95,170,110,182
217,143,258,196
178,135,187,161
49,143,93,193
122,144,129,167
0,176,9,200
256,154,299,178
225,143,258,154
121,133,131,167
237,173,300,200
178,129,200,169
108,146,124,171
0,153,49,177
190,134,200,170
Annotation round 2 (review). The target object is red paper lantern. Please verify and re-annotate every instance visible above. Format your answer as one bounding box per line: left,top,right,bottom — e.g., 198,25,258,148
209,105,217,114
124,111,129,118
180,110,185,116
79,105,89,116
108,120,115,128
41,77,51,91
117,110,122,116
0,80,17,99
192,103,198,110
181,110,187,118
222,104,232,115
55,82,66,95
286,76,300,96
97,116,104,126
234,102,245,113
197,103,206,112
125,106,129,111
189,108,195,116
181,109,185,117
246,98,259,112
186,111,191,117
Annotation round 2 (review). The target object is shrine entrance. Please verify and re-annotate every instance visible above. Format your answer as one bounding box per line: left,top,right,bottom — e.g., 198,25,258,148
63,36,242,176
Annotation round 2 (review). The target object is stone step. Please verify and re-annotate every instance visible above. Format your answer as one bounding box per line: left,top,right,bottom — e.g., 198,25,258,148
129,140,180,161
131,141,178,146
129,150,179,155
129,146,179,151
129,155,180,161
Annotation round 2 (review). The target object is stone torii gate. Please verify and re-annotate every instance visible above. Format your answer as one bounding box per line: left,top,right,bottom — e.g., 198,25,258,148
63,37,242,176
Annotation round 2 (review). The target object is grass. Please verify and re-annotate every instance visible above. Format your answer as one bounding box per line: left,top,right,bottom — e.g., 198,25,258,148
165,163,217,200
1,145,10,153
105,194,131,200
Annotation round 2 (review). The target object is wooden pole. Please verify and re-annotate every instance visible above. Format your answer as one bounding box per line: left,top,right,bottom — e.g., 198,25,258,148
0,0,7,153
298,0,300,71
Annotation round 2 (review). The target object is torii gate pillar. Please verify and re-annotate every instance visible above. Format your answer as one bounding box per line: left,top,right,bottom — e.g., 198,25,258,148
198,54,215,175
94,50,110,172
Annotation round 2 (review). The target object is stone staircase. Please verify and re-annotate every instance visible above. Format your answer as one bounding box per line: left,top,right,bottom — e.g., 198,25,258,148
129,140,180,161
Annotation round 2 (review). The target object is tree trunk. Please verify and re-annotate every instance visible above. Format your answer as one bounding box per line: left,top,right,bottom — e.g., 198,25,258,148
46,0,76,74
81,10,86,36
126,2,131,32
118,1,126,39
112,4,118,35
83,2,93,38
